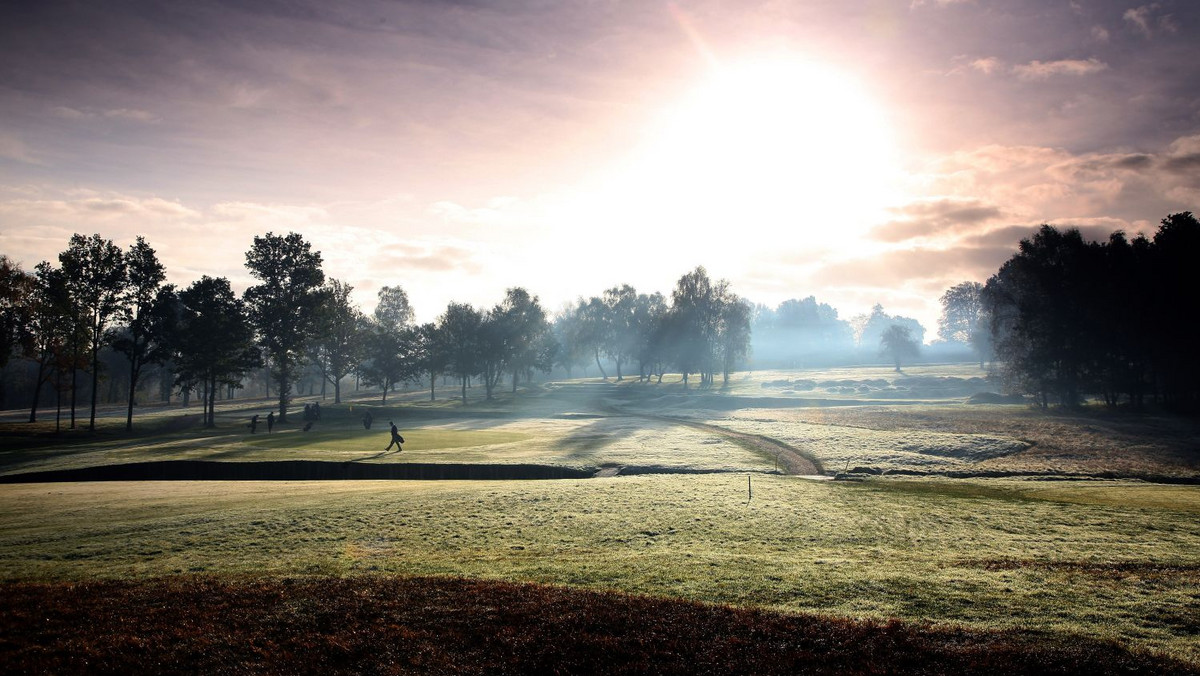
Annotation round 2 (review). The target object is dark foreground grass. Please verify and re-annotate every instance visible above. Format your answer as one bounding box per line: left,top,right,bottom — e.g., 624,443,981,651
2,576,1194,675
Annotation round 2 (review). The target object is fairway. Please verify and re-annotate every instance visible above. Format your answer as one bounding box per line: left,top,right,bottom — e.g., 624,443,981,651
2,365,1199,669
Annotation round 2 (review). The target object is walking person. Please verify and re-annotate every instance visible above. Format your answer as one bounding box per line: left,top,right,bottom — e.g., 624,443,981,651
267,411,275,433
385,420,404,452
248,414,259,434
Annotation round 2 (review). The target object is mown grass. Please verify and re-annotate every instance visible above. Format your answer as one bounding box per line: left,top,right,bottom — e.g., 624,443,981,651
1,475,1197,663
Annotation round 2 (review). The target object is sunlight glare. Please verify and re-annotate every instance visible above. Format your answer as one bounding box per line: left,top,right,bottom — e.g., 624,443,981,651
588,56,902,258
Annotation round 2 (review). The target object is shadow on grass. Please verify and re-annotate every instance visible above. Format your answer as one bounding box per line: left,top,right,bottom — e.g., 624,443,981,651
3,576,1195,675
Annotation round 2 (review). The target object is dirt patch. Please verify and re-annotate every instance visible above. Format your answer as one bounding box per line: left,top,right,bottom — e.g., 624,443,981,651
615,410,823,475
3,576,1195,675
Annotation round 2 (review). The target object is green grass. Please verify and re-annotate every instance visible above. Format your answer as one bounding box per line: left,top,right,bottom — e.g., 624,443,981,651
2,364,1199,665
1,475,1197,662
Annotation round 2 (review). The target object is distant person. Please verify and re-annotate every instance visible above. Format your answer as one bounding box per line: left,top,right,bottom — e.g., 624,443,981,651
267,411,275,433
303,403,312,421
362,410,373,430
248,414,259,434
313,402,321,420
385,421,404,452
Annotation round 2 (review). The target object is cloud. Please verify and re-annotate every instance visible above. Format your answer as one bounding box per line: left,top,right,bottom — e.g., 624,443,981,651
1123,4,1177,37
0,134,42,165
909,133,1200,226
870,199,1004,242
1091,25,1110,42
1012,58,1108,80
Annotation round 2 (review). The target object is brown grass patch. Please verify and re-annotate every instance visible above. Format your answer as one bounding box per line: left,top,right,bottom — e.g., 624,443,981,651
2,576,1196,675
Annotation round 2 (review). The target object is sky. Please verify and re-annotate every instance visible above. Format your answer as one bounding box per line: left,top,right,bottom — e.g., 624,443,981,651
1,0,1198,337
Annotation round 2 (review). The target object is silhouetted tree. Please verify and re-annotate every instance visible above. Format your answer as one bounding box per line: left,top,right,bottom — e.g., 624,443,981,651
59,233,127,431
983,225,1098,408
244,232,325,421
173,277,260,427
108,237,171,431
0,255,33,372
25,262,75,425
311,279,364,404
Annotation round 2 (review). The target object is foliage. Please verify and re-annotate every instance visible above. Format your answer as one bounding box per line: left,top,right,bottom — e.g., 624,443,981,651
172,277,261,427
880,324,920,372
981,214,1200,409
310,279,365,404
107,237,171,431
243,231,325,420
59,233,127,431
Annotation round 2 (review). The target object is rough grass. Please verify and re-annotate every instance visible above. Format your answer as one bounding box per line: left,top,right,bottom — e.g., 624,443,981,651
4,575,1196,676
1,475,1197,663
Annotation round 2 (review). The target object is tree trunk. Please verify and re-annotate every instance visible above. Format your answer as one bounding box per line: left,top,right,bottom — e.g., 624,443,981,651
594,348,607,380
28,359,47,423
276,362,289,421
429,373,436,402
461,375,467,404
334,378,341,404
126,354,140,432
69,353,78,429
89,335,100,431
615,356,623,381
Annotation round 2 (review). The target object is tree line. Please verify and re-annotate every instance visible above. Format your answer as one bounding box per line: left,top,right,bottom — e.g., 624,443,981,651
0,232,753,430
934,211,1200,410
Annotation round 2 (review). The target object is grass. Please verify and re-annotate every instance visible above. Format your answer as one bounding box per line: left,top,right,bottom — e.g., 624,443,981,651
2,364,1199,669
5,575,1196,675
1,475,1197,663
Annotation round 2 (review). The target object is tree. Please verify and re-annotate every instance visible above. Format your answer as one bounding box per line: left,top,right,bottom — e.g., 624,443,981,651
243,232,325,421
880,324,920,372
668,266,726,386
173,277,260,427
361,285,418,403
373,285,414,328
551,303,590,379
982,225,1097,408
360,322,420,403
0,255,33,372
0,256,35,410
630,292,667,381
59,233,127,431
311,279,364,404
602,285,637,380
495,287,553,393
24,262,76,425
938,281,989,367
108,237,171,431
717,290,752,384
416,322,451,401
438,302,482,404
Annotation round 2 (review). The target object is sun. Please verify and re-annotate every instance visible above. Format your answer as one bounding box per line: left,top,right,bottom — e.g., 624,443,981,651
593,55,901,256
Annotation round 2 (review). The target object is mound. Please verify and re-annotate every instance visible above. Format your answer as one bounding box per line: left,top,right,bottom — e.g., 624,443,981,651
3,576,1194,675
